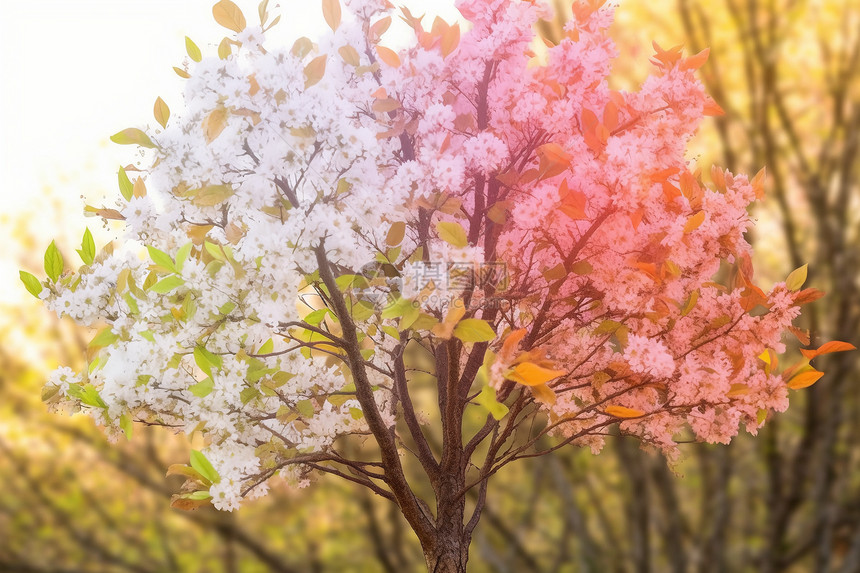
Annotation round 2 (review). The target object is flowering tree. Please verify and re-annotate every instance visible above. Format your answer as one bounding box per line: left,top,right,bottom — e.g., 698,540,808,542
21,0,854,570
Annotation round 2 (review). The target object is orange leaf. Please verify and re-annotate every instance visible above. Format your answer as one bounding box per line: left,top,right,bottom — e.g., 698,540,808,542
322,0,341,32
683,210,705,233
800,341,856,361
537,143,572,179
558,179,587,220
703,97,725,117
711,165,727,192
500,329,527,362
794,288,825,306
370,16,392,40
788,369,824,389
212,0,246,33
248,74,260,96
788,326,811,346
506,362,566,386
750,166,766,199
679,47,710,71
605,405,645,418
441,22,460,58
304,55,327,89
202,107,229,143
376,46,401,68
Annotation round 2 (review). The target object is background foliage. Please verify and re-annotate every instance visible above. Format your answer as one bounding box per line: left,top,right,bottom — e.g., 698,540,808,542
1,0,858,571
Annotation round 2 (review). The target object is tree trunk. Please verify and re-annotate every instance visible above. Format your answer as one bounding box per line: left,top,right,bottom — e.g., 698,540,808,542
423,530,469,573
422,475,471,573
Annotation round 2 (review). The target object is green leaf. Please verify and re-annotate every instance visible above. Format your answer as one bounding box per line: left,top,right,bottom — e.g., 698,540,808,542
124,293,139,314
149,275,184,294
381,296,415,320
147,245,177,273
68,383,108,409
44,241,63,282
257,338,274,354
240,387,260,404
89,327,119,349
185,36,202,62
204,241,227,261
186,490,213,500
194,345,222,378
453,319,496,343
219,301,237,315
19,271,42,298
140,330,156,343
118,166,134,200
475,384,509,420
304,308,328,326
190,449,220,484
119,413,133,440
786,264,808,292
296,399,314,417
110,128,156,148
77,228,96,265
175,242,193,271
189,377,214,397
436,221,468,248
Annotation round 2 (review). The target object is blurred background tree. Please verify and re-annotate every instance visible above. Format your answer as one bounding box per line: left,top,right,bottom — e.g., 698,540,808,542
1,0,857,571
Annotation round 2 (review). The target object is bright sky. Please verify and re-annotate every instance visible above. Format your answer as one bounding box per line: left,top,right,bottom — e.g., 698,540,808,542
0,0,460,304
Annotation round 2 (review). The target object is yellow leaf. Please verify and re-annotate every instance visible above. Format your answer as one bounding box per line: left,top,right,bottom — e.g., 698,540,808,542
133,177,147,198
453,319,496,343
202,107,229,143
304,55,327,89
322,0,341,32
506,362,566,386
430,304,466,340
153,97,170,129
110,128,156,148
291,37,314,59
185,36,202,62
213,0,246,33
339,45,360,66
436,221,468,248
785,263,807,292
788,369,824,389
726,383,750,397
218,37,231,59
683,210,705,233
530,383,557,407
604,405,645,418
385,221,405,246
173,66,191,79
376,45,401,67
192,184,234,207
